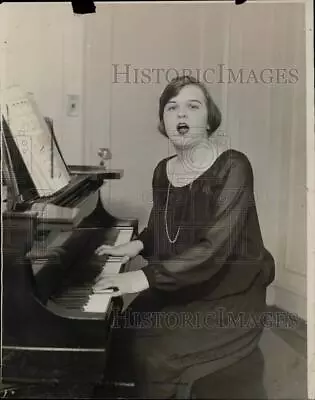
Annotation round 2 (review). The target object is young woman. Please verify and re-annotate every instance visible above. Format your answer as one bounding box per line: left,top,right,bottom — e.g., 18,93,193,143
93,75,275,398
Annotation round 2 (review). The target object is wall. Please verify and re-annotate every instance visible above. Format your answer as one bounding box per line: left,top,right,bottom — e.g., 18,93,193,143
0,2,85,165
0,2,307,319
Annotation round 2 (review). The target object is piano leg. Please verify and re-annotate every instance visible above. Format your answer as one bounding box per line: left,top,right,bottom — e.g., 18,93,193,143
91,256,152,399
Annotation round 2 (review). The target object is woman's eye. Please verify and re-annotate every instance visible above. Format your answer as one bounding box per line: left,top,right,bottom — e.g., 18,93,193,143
189,103,199,109
167,105,176,111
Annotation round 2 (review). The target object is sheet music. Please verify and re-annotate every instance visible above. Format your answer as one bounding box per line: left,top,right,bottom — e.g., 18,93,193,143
2,85,71,197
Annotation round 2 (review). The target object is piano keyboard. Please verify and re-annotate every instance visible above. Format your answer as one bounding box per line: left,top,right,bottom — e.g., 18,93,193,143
49,227,134,318
82,259,122,313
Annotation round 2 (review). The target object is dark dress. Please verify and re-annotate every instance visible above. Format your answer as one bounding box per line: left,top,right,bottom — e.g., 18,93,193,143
106,149,275,399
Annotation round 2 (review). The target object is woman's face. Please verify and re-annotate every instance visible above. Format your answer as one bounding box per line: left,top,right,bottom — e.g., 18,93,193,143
163,84,209,149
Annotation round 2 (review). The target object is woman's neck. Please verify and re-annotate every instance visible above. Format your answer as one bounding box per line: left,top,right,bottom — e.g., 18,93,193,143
173,139,217,171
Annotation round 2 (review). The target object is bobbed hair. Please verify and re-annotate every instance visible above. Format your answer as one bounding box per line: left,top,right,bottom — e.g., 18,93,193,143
158,75,222,138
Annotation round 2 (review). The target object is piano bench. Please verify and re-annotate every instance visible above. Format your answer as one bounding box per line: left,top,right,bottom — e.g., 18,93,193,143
175,347,267,399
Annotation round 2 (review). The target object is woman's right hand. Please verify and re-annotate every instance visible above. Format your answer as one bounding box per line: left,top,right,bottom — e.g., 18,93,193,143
95,240,144,259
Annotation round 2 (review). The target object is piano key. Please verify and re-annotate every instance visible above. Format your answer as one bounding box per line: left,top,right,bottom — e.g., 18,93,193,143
83,293,113,314
114,228,133,246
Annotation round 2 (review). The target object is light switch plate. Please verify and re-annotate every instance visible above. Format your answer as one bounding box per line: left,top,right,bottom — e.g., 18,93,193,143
67,94,80,117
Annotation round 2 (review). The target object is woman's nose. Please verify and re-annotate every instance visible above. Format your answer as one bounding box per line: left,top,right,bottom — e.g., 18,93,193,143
177,107,187,117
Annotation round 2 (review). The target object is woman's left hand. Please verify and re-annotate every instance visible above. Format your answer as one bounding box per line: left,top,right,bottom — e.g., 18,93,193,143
92,270,150,297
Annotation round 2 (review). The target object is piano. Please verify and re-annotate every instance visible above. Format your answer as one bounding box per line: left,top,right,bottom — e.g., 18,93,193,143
1,88,138,397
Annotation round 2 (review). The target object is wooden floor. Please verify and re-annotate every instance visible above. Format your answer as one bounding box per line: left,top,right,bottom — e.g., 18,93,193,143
192,319,307,399
0,307,307,399
258,319,307,399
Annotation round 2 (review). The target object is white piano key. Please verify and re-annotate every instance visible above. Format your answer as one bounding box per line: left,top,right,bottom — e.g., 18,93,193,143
114,228,133,246
100,259,123,274
83,292,112,313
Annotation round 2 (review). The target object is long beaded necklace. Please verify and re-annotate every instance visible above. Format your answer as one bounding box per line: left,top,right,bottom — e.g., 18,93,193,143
164,145,219,244
164,162,192,244
164,181,180,244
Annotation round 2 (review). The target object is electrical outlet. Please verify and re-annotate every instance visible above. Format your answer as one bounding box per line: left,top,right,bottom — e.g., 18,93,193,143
67,94,80,117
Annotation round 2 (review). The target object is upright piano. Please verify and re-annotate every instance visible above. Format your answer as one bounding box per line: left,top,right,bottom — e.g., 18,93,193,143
1,86,138,397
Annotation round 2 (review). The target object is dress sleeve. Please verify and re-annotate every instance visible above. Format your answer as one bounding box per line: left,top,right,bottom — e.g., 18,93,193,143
140,152,256,291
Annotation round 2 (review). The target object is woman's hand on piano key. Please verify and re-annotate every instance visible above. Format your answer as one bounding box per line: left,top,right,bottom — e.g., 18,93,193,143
95,240,144,259
92,270,150,296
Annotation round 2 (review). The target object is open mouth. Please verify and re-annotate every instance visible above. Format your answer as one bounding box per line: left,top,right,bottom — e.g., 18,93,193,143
176,123,190,135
